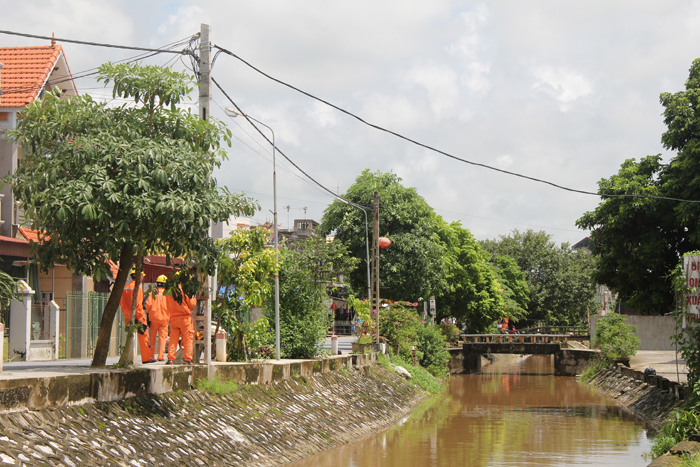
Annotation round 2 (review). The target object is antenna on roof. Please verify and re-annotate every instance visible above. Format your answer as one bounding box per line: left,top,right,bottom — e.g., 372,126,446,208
51,32,56,47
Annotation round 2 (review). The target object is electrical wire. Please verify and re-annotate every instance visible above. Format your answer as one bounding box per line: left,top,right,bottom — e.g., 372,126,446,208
212,45,700,205
211,76,370,209
0,29,195,55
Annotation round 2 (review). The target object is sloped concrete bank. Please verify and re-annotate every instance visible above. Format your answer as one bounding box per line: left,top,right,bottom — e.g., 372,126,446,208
0,365,426,466
586,367,683,430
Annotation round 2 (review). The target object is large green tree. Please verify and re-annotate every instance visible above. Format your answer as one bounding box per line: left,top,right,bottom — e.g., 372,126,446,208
320,169,448,301
481,229,595,325
436,222,523,332
9,63,256,366
577,58,700,313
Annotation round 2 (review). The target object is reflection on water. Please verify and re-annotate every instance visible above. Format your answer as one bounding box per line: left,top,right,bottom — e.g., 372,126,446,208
289,355,651,467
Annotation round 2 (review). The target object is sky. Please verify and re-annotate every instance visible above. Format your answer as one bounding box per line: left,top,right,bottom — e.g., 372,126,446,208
3,1,700,246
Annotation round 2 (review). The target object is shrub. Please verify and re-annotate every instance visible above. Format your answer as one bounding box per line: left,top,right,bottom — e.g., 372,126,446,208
415,324,451,377
438,323,461,344
651,410,700,457
593,313,640,360
379,303,421,358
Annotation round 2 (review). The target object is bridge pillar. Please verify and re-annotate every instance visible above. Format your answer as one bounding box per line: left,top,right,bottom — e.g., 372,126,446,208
448,348,482,374
554,349,599,376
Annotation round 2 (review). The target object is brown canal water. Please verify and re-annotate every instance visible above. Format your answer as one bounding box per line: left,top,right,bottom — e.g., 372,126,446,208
290,355,653,466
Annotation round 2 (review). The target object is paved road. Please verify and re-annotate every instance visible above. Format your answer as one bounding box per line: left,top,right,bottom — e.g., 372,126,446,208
323,335,355,354
629,350,688,384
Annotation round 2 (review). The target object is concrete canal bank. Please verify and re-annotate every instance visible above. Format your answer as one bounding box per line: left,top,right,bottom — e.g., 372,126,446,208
586,366,684,430
0,355,428,466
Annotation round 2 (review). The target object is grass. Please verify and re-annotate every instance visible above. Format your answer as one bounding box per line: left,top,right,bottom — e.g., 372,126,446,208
578,357,611,383
195,376,239,396
678,453,700,466
378,353,444,394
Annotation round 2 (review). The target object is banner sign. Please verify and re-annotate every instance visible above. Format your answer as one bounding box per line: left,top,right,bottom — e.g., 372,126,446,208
684,255,700,316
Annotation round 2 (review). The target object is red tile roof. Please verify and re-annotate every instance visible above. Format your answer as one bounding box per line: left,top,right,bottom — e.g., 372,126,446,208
17,227,44,243
0,45,74,108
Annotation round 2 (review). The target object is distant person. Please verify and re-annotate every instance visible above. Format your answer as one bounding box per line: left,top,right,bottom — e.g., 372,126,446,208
120,269,155,364
146,275,170,362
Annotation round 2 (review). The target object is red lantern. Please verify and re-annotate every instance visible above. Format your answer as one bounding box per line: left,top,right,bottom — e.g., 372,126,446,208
378,237,391,249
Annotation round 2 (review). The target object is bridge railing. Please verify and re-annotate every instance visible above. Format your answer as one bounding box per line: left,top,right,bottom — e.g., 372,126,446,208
460,334,574,344
516,325,589,337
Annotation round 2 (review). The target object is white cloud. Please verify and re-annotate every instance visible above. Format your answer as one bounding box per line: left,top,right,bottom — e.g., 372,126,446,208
307,101,340,129
405,63,460,119
530,65,594,110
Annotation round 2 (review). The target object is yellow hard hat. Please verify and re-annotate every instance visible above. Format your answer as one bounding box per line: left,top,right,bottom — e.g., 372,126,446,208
130,269,145,277
156,274,168,283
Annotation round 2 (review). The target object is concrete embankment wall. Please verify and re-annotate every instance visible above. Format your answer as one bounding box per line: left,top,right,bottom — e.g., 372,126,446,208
0,366,425,466
586,367,683,429
0,354,376,412
590,315,676,351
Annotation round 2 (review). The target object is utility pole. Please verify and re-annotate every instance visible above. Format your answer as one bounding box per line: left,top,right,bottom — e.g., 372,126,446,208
373,191,380,343
199,23,213,377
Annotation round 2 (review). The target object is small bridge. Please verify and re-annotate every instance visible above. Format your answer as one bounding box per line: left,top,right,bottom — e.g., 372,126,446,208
449,334,598,376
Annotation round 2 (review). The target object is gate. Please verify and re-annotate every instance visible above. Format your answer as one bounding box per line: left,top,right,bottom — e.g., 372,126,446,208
62,292,124,359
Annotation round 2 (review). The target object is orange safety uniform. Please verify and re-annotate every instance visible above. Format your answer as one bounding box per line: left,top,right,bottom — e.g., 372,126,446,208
119,282,153,363
146,286,170,361
166,288,196,363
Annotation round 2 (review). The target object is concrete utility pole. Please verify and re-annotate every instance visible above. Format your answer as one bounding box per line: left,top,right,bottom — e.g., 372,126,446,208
373,191,380,343
199,23,213,378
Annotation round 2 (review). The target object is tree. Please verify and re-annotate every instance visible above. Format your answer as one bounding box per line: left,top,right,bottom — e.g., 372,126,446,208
320,169,448,301
215,227,277,359
436,222,512,332
9,63,256,366
267,236,358,359
481,229,596,325
576,59,700,313
593,313,640,361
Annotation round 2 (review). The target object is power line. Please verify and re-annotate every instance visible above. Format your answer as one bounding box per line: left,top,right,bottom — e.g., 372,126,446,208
211,76,370,210
213,45,700,205
0,29,195,55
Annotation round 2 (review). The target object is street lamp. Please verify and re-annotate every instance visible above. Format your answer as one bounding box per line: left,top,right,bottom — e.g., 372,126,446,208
225,107,281,360
335,198,372,308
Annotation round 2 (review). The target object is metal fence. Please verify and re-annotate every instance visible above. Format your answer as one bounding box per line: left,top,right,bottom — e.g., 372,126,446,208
60,292,124,359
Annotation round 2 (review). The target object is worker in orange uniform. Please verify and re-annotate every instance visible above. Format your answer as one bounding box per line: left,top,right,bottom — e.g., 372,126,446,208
166,279,197,365
146,275,170,362
120,269,155,364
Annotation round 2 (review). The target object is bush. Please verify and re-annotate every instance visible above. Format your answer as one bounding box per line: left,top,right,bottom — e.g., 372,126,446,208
438,323,461,344
379,303,421,358
415,324,451,377
593,313,640,360
651,410,700,457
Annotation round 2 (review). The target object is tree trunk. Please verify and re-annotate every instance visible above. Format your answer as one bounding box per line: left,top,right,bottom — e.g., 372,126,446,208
91,243,134,367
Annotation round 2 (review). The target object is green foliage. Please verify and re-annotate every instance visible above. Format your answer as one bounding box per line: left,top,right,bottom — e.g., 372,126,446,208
215,227,277,359
414,325,451,377
0,269,19,318
267,237,353,359
438,323,461,345
577,58,700,314
378,353,443,393
348,294,375,340
481,229,596,325
438,223,512,330
578,357,611,383
379,302,422,359
651,410,700,457
8,62,257,366
593,313,640,360
320,169,448,301
195,376,239,396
